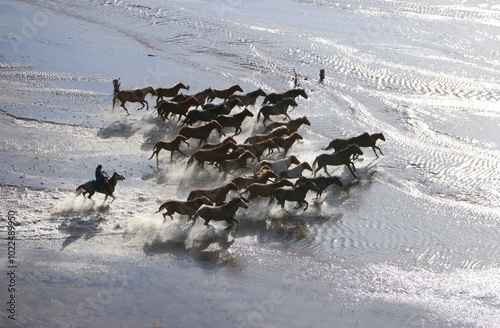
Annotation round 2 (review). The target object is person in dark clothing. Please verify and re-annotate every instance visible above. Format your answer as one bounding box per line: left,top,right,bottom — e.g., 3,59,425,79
94,165,112,192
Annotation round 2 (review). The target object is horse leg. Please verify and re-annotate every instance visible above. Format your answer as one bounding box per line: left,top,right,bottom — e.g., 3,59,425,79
346,163,357,178
374,146,383,156
120,102,130,115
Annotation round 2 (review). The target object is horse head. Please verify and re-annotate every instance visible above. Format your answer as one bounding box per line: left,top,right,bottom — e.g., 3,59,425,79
289,155,300,165
147,86,157,96
233,84,243,93
299,89,308,99
302,116,311,125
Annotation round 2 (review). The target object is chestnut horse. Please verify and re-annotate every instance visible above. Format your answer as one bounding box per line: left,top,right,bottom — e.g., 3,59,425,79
155,82,189,105
208,84,243,102
113,86,156,115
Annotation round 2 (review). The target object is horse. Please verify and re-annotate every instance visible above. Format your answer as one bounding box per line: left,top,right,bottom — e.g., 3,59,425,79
270,132,303,156
149,135,190,165
183,98,243,126
244,126,292,144
155,82,189,105
192,196,249,230
313,145,363,177
208,84,243,102
294,176,343,198
219,150,257,173
76,172,125,203
262,88,308,105
203,98,244,114
257,98,298,124
254,155,301,174
113,86,157,115
187,139,238,168
231,165,277,189
272,180,319,211
216,108,254,136
172,88,216,107
228,89,266,107
156,96,200,121
278,161,312,179
200,137,237,150
323,132,386,157
155,196,213,221
238,139,280,161
265,116,311,133
187,181,239,206
178,120,225,146
243,178,294,199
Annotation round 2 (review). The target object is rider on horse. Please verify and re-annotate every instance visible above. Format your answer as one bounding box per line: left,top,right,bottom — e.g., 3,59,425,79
92,165,112,192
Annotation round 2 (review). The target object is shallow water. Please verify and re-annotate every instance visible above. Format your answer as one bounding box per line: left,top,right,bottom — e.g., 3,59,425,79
0,0,499,327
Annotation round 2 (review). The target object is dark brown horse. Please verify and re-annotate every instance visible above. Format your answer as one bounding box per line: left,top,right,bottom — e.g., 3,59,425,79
323,132,386,157
265,116,311,133
262,88,308,105
76,172,125,202
313,145,363,177
113,86,157,114
156,96,200,121
155,82,189,105
228,89,266,107
192,196,248,230
257,98,298,124
179,120,225,146
215,108,254,136
187,181,239,206
273,180,319,211
208,84,243,102
171,88,216,107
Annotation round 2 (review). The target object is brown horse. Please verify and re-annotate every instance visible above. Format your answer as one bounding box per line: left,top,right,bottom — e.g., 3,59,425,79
313,145,363,177
244,178,294,199
187,181,239,206
238,139,280,161
257,98,298,124
231,165,277,189
179,120,225,146
172,88,216,107
155,196,213,221
187,138,238,168
270,132,303,156
155,82,189,105
273,180,319,211
156,96,200,121
265,116,311,133
219,150,257,173
149,135,190,165
112,86,157,114
76,172,125,203
244,126,291,144
262,88,308,105
208,84,243,102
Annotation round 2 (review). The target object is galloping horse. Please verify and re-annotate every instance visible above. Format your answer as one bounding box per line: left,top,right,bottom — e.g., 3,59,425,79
112,86,156,115
216,108,254,136
76,172,125,202
257,98,298,124
262,88,308,105
323,132,386,157
155,82,189,105
228,89,266,107
313,145,363,177
192,196,249,230
208,84,243,102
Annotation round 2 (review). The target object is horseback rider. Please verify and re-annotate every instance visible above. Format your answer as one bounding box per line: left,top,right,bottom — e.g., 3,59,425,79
94,165,112,192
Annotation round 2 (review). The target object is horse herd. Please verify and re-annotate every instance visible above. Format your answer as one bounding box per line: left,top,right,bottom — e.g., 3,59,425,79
98,82,386,230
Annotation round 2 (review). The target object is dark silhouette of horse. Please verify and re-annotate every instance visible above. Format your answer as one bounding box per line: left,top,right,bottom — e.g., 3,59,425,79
323,132,386,157
178,120,225,146
171,88,216,107
228,89,266,107
272,180,319,211
294,176,343,198
262,88,308,105
216,108,254,136
76,172,125,202
208,84,243,102
265,116,311,133
192,196,249,230
113,86,156,114
188,181,239,206
156,96,200,121
313,145,363,177
257,98,298,124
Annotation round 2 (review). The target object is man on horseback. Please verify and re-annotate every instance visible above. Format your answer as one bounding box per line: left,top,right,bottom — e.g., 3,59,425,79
93,165,112,193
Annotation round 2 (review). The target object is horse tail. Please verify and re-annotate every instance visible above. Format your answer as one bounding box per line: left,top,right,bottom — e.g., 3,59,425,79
75,185,85,195
112,93,118,110
148,146,157,160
